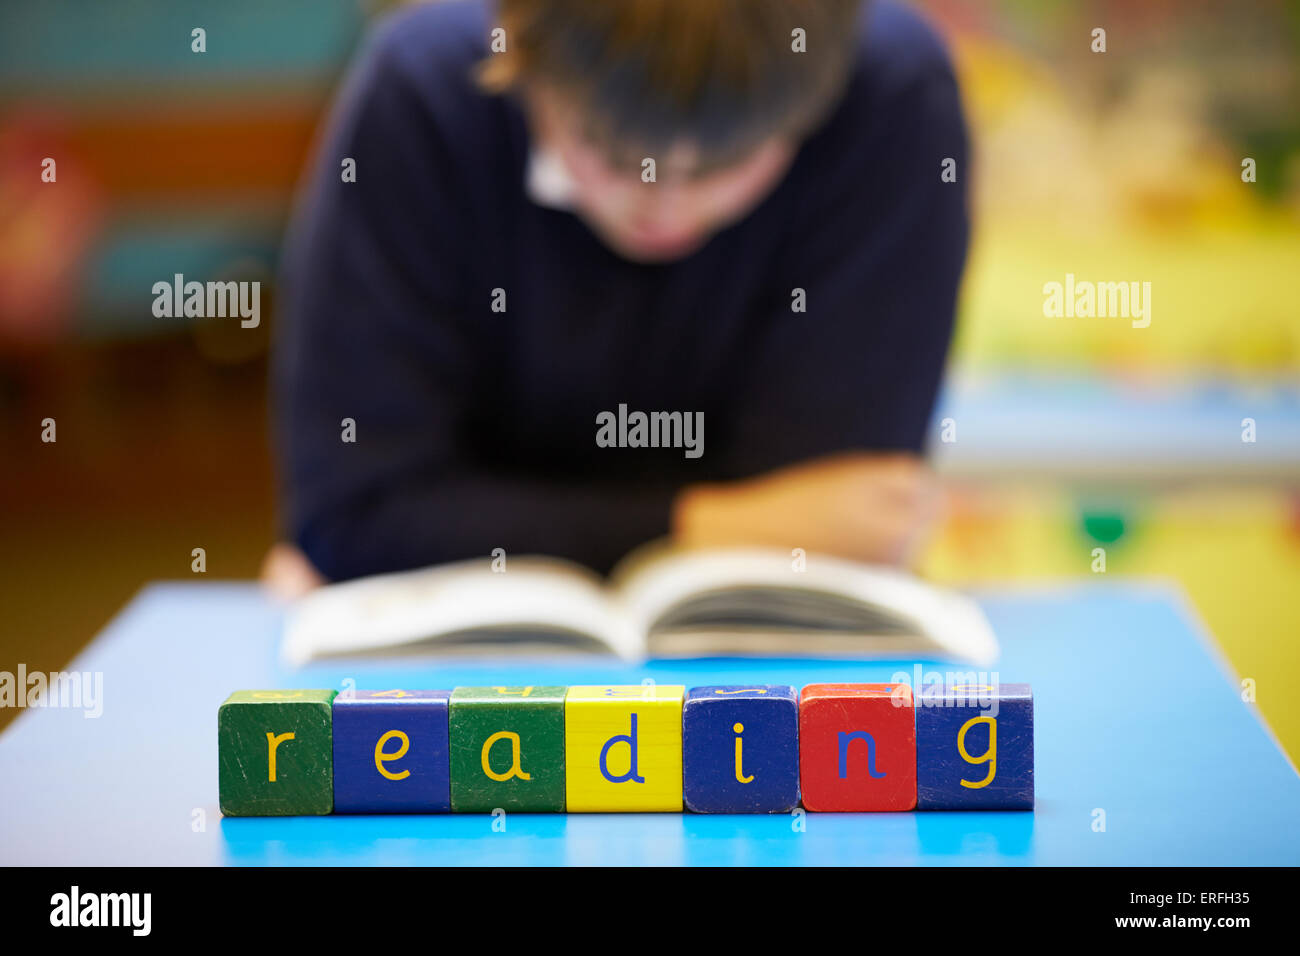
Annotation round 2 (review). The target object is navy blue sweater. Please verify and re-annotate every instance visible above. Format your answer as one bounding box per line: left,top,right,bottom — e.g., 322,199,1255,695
275,0,969,580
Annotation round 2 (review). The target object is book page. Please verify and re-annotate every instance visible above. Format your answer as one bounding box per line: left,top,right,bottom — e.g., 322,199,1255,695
610,544,998,664
281,557,642,666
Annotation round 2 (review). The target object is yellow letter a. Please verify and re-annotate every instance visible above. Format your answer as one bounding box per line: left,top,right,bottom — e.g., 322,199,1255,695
481,731,531,782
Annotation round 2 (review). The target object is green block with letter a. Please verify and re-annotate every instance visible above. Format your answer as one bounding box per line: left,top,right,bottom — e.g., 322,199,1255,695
449,686,566,812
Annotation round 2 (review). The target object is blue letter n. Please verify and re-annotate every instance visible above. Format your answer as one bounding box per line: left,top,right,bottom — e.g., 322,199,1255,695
838,731,887,779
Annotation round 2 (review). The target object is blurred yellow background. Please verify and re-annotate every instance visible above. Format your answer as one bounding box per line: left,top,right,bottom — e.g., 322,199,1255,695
2,1,1298,757
922,1,1300,761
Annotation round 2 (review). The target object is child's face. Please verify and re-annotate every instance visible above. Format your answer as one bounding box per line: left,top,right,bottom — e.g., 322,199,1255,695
527,86,796,262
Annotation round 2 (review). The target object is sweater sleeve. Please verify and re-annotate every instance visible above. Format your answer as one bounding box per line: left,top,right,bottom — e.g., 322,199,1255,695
272,21,677,581
717,57,971,476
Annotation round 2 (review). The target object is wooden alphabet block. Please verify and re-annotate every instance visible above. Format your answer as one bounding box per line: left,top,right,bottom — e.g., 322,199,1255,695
798,683,916,811
564,685,684,812
332,689,451,813
916,682,1034,809
682,685,799,813
449,686,567,812
218,689,336,816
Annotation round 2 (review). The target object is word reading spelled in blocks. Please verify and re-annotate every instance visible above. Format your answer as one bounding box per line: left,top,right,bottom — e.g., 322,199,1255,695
332,689,451,813
218,689,337,816
799,683,916,811
565,685,684,812
916,682,1034,809
449,686,567,812
682,685,799,813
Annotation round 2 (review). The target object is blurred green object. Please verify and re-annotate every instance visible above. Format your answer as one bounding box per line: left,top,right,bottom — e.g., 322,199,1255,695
1080,509,1128,546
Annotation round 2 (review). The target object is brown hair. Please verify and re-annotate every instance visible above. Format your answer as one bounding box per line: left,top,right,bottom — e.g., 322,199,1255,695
479,0,865,169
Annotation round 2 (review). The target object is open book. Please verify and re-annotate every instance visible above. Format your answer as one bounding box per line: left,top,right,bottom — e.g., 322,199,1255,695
282,545,998,667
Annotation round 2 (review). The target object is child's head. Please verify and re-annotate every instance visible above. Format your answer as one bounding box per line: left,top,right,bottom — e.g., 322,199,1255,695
481,0,864,261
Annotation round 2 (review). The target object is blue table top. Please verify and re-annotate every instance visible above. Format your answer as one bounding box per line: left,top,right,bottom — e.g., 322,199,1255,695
931,373,1300,477
2,580,1297,865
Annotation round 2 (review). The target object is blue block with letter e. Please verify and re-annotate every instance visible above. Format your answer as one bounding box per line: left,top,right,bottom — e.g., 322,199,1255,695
332,689,451,813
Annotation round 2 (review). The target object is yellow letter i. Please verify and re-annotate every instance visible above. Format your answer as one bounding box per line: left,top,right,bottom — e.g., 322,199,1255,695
734,723,754,783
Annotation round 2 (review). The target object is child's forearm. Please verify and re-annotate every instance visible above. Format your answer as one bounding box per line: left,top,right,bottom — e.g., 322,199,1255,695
289,469,687,583
671,452,943,567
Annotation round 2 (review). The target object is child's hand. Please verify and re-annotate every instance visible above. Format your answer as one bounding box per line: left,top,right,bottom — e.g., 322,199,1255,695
672,452,944,567
260,542,328,600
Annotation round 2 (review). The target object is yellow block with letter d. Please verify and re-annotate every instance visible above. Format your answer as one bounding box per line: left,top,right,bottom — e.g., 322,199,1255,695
564,685,684,811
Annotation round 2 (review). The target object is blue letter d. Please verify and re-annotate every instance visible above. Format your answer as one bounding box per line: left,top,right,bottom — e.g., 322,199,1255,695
600,713,645,783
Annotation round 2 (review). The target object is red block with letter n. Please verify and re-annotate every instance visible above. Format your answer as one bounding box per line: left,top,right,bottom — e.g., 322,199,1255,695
798,683,916,811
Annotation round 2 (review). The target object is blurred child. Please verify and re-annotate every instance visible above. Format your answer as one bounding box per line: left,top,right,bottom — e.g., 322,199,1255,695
269,0,968,592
